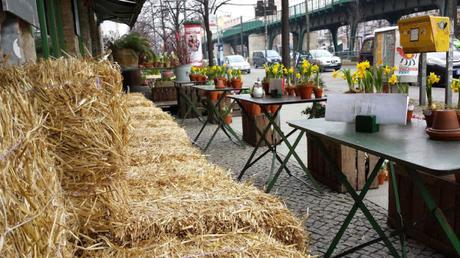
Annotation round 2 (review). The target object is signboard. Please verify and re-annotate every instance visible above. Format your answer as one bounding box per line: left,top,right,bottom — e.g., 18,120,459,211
325,94,409,125
2,0,39,27
184,22,203,66
373,27,418,83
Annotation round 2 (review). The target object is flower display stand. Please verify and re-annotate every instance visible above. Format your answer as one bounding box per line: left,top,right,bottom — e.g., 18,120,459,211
388,164,460,257
307,137,379,193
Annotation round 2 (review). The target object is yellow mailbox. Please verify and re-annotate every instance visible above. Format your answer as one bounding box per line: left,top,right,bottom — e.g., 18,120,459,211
397,15,450,53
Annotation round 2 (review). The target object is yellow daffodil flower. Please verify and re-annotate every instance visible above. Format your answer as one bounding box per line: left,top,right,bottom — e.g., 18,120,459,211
312,65,319,73
392,66,398,72
451,79,460,92
427,72,440,85
384,66,391,75
295,73,301,79
289,67,294,74
388,74,398,85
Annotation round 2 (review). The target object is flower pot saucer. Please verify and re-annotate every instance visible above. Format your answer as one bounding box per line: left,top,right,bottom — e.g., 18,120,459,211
426,127,460,141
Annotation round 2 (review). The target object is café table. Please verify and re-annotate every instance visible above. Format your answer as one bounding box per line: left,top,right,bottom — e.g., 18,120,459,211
285,118,460,257
227,94,326,193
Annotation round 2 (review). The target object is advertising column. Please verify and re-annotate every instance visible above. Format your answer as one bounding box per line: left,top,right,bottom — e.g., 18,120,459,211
184,21,203,66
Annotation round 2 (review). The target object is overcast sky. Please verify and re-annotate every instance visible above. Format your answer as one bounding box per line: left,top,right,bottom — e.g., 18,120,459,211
101,0,304,35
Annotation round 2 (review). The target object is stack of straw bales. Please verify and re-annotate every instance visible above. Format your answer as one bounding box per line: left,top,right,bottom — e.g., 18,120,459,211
0,58,310,257
0,75,68,256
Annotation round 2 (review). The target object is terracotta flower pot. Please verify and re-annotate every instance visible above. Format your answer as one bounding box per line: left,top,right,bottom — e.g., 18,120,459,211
262,81,270,94
457,110,460,125
298,85,314,99
251,103,261,116
189,74,197,81
432,109,460,130
215,78,226,88
231,78,243,89
313,87,323,98
378,171,386,185
224,114,232,124
382,84,390,93
406,110,413,123
208,91,219,101
270,105,280,113
295,87,301,97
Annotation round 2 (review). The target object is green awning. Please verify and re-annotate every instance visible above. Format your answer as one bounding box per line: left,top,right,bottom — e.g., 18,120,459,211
94,0,146,27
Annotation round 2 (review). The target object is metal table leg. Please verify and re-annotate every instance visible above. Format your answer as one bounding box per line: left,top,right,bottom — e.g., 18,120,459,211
235,101,286,180
266,111,322,193
308,134,400,258
199,92,244,151
389,162,407,257
407,167,460,256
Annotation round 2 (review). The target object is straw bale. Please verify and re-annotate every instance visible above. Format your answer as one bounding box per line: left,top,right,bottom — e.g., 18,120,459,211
21,58,131,247
117,94,309,252
81,233,308,257
0,84,69,256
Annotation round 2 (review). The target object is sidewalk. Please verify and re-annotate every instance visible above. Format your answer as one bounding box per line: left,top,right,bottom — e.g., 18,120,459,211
180,115,441,257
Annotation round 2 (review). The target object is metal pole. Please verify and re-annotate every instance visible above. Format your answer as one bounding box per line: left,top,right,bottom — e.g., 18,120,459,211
54,0,65,52
305,0,310,52
240,16,244,57
36,0,49,58
264,0,268,59
281,0,290,67
419,53,427,106
47,0,60,57
444,0,456,106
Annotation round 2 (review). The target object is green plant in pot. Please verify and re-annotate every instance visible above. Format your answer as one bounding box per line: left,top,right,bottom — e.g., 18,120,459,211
423,72,440,127
111,33,150,67
296,60,316,99
213,65,227,88
312,70,324,98
332,68,358,93
229,69,243,89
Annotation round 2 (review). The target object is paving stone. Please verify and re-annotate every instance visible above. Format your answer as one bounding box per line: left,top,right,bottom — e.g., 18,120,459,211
181,118,444,257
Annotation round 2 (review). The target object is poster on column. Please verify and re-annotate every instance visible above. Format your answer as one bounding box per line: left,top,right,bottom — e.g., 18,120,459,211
184,22,203,66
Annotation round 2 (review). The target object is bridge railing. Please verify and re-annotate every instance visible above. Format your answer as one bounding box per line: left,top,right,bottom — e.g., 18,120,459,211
219,0,351,39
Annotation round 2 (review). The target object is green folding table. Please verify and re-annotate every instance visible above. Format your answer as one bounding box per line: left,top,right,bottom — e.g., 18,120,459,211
228,94,326,193
286,118,460,257
193,85,248,151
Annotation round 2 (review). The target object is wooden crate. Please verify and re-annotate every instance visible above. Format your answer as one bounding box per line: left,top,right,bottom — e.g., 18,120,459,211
307,137,379,193
388,164,460,257
242,113,280,147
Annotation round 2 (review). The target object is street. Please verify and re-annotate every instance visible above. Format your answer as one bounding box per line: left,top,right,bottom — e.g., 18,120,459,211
242,66,459,108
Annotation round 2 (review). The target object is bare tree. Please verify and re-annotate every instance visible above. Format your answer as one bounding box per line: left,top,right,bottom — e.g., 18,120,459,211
133,0,186,53
189,0,231,66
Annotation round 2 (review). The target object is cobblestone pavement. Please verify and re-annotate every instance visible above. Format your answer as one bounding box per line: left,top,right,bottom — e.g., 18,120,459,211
179,118,444,258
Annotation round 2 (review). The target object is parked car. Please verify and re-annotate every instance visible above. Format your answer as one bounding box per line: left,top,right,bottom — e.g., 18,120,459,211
359,36,374,64
252,50,282,68
294,51,312,68
308,49,342,71
426,51,460,86
360,35,460,87
224,55,251,73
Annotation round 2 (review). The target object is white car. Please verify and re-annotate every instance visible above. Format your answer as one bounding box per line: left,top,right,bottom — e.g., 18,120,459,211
309,49,342,71
224,55,251,73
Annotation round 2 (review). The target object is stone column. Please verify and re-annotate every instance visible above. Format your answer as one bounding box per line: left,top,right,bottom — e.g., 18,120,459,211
59,0,79,55
329,27,338,53
0,11,36,64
